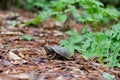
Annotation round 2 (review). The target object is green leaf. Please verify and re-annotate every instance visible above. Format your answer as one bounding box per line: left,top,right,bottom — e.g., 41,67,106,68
57,14,68,23
60,40,69,46
64,44,75,54
23,34,35,41
26,16,41,26
81,26,89,34
11,21,17,27
102,72,115,80
82,39,91,50
65,30,79,36
39,9,53,20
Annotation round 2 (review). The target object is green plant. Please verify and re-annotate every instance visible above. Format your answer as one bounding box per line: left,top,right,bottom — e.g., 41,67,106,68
60,23,120,68
23,34,35,41
100,0,120,7
18,0,57,10
102,72,115,80
11,21,18,27
26,0,120,29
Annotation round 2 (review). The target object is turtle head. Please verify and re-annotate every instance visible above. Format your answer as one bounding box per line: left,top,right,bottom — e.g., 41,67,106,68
43,46,53,54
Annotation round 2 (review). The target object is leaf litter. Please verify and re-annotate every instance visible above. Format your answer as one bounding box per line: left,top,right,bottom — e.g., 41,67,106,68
0,9,120,80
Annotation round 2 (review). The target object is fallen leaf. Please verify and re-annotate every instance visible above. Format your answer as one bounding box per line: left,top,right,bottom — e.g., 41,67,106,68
55,76,65,80
8,51,26,64
8,51,22,60
53,30,63,37
1,31,23,36
9,73,29,80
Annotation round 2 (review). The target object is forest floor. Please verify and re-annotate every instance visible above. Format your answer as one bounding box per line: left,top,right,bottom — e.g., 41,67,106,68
0,9,120,80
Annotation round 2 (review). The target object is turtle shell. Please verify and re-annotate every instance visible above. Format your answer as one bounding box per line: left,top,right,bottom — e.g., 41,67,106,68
50,46,71,59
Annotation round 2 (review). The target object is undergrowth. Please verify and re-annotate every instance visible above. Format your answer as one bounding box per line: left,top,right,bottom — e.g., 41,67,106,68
26,0,120,29
60,23,120,68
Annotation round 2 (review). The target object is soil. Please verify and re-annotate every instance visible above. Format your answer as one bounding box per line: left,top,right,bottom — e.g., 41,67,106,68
0,8,120,80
